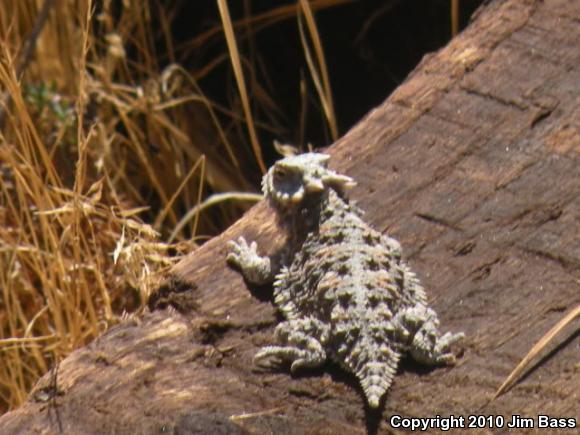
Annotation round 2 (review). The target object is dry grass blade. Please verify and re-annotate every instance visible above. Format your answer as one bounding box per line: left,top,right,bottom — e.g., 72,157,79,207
183,0,353,61
0,336,56,346
216,0,266,174
298,0,338,141
0,0,55,128
229,406,285,421
169,192,263,243
492,304,580,401
451,0,459,37
155,156,205,230
155,63,242,173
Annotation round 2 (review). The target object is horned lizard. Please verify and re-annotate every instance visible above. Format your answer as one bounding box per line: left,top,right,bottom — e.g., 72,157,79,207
227,153,464,408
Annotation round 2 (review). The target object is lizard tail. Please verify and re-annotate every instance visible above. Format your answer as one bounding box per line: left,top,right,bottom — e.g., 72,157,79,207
356,356,399,408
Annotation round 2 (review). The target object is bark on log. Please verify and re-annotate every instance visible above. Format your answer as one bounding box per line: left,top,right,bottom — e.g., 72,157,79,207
1,0,579,433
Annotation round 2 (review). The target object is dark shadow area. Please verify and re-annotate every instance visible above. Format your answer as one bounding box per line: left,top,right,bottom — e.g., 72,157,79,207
147,0,485,170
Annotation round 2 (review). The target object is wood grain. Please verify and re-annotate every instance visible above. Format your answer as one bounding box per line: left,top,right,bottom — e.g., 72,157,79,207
1,0,578,433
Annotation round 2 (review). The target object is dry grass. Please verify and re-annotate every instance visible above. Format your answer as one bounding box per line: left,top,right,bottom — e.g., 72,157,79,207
0,0,349,414
492,305,580,400
0,0,192,412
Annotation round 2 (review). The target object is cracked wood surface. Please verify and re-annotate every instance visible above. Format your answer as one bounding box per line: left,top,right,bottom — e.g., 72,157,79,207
1,0,578,433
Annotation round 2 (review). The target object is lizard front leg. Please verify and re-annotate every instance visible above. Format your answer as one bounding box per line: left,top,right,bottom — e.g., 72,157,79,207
227,236,278,285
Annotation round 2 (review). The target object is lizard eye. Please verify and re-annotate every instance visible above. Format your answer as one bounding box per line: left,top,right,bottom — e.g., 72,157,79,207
273,166,301,186
273,166,288,180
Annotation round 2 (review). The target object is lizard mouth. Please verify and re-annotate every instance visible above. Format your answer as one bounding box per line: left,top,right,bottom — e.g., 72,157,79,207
269,173,355,207
270,177,319,206
269,168,304,205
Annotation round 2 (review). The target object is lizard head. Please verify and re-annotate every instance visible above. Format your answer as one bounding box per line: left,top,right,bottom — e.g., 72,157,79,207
262,153,355,209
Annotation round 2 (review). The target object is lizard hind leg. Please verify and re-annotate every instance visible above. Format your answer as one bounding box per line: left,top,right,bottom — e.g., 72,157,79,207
254,318,328,373
400,305,465,366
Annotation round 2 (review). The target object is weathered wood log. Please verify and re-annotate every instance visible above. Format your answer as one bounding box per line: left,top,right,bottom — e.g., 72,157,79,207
1,0,578,433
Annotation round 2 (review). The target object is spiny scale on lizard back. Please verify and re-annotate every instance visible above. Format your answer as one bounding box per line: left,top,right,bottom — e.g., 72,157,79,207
274,189,410,407
227,152,464,409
